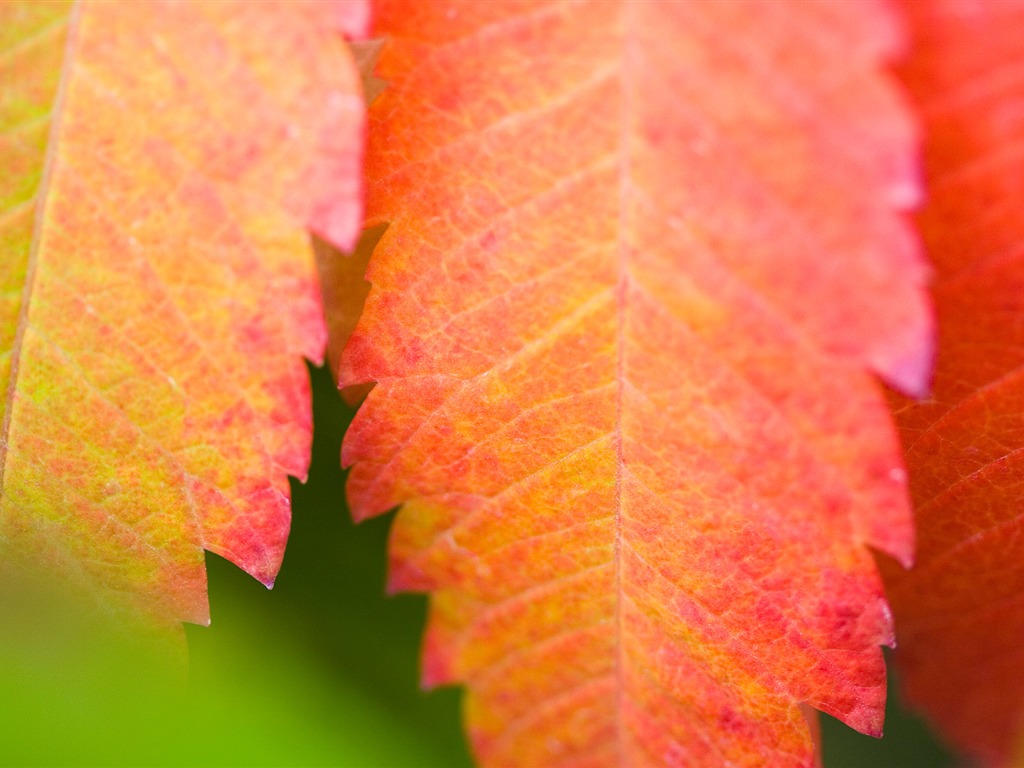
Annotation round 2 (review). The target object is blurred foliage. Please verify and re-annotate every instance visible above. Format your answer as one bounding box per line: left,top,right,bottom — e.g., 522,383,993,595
0,362,961,767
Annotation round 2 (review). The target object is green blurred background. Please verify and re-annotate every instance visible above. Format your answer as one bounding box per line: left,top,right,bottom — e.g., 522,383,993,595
0,363,962,767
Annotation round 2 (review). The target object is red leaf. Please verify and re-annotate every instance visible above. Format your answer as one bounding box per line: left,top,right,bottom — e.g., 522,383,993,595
885,1,1024,763
337,1,932,763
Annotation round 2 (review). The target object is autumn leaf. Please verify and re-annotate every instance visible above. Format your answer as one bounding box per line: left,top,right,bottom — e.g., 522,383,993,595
0,0,366,628
883,1,1024,764
336,0,933,765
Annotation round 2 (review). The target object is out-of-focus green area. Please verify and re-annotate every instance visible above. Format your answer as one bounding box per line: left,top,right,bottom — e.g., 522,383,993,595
0,363,961,767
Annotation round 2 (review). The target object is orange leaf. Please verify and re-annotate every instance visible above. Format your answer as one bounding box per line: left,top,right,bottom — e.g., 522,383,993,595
0,0,365,628
885,1,1024,763
338,1,932,764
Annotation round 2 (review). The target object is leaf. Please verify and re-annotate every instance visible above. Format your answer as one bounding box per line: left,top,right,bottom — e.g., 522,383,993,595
314,224,383,406
337,0,933,764
883,1,1024,764
0,0,366,628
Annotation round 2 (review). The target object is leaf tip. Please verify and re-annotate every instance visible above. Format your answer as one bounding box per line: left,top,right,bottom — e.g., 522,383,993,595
841,701,887,740
310,207,363,257
329,0,370,39
875,317,936,400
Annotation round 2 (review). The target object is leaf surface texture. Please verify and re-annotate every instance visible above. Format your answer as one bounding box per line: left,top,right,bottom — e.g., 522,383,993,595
886,1,1024,763
340,0,933,764
0,0,366,627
